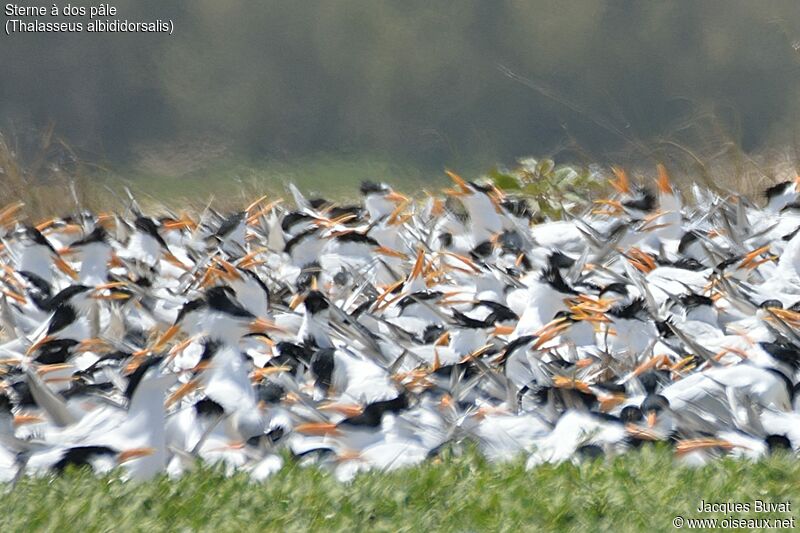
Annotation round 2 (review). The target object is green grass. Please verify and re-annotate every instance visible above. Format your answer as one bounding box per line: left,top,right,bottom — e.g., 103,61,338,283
3,446,799,532
99,154,451,211
3,149,459,219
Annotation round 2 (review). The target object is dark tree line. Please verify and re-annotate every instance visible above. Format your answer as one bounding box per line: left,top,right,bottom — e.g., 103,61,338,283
3,1,800,168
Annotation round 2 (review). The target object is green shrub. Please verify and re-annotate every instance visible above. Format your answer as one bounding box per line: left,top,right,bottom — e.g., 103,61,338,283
487,157,606,220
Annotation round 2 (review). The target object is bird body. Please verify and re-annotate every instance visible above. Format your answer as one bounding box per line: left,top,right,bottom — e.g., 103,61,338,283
1,171,800,481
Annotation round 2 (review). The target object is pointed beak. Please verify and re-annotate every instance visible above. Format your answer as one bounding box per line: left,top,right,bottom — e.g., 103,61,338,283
241,258,266,269
166,379,201,407
675,438,735,456
670,355,696,374
190,360,212,373
199,266,222,288
251,365,292,381
625,424,660,441
108,252,124,269
95,281,129,291
592,199,624,216
656,164,672,194
90,281,131,300
289,293,306,310
632,354,670,377
316,213,357,229
163,252,189,271
767,308,800,327
117,447,156,463
641,210,669,228
1,264,22,287
430,197,445,217
610,166,631,195
27,335,55,355
37,363,74,376
293,422,341,436
385,191,409,204
374,246,409,260
625,247,657,273
215,258,242,282
246,194,270,213
13,413,45,426
251,335,275,348
163,216,195,231
35,217,56,232
551,375,592,394
375,278,404,306
598,393,626,412
237,248,269,269
76,338,112,353
533,317,569,336
458,344,493,364
336,450,363,462
161,220,184,231
492,324,516,336
247,199,283,226
0,201,24,228
91,292,132,301
53,256,78,280
1,288,27,305
646,411,657,428
410,248,426,280
434,331,450,347
575,313,610,324
90,282,132,301
387,199,411,226
443,187,468,198
441,251,481,273
532,318,570,349
318,402,364,417
282,391,301,405
154,324,181,351
249,318,287,334
167,336,197,358
61,224,83,235
124,356,145,374
577,294,614,309
445,169,471,194
376,291,406,313
438,394,454,410
740,245,771,270
97,213,115,229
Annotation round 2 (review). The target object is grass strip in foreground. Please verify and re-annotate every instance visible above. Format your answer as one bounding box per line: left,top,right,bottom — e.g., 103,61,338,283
2,446,799,532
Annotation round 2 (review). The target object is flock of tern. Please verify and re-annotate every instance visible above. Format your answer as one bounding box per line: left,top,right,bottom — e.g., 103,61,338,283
1,167,800,483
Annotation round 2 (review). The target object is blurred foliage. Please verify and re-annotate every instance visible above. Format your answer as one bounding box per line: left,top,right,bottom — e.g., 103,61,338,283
489,158,606,218
0,126,105,219
3,1,800,172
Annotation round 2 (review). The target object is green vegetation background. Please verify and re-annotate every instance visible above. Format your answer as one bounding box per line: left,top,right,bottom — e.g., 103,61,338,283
3,447,799,532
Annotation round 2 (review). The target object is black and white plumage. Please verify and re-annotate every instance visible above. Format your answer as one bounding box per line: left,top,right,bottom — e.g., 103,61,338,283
1,168,799,483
